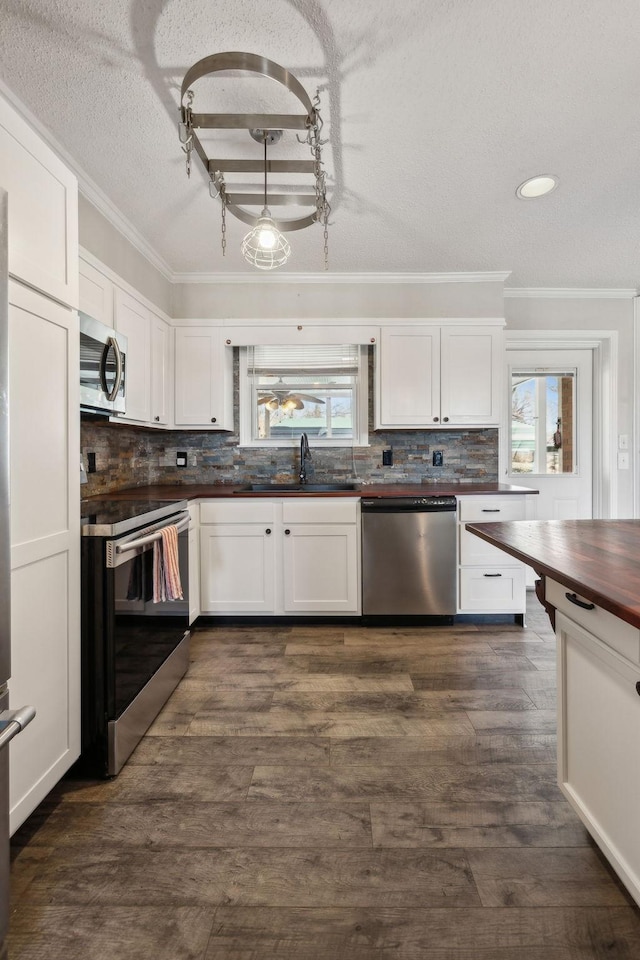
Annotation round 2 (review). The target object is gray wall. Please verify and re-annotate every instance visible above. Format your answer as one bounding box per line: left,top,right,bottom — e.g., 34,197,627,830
78,194,173,315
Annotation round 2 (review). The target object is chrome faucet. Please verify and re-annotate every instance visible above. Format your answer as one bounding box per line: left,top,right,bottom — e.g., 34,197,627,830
299,432,312,484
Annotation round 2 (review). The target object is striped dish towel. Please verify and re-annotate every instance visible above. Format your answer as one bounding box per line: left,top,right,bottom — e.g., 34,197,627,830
153,524,184,602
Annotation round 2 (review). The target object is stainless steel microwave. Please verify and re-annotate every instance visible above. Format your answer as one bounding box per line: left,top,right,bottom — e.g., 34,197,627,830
79,312,127,416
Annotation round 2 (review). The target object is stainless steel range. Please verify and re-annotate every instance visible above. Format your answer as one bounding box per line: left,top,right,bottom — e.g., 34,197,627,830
81,498,190,776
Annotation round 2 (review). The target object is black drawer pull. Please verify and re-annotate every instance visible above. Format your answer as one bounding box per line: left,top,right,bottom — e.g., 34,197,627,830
484,573,502,577
566,592,595,611
482,509,501,513
636,681,640,697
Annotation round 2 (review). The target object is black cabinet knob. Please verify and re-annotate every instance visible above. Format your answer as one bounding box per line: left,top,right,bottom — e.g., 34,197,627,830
635,681,640,697
265,528,271,535
284,529,291,535
211,417,217,423
154,416,160,422
443,417,449,422
433,417,439,422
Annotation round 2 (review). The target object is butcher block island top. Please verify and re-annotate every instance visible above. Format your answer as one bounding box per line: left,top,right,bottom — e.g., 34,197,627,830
466,519,640,630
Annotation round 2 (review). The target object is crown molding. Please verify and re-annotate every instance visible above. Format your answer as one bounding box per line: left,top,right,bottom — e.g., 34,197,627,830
171,270,513,285
505,287,638,299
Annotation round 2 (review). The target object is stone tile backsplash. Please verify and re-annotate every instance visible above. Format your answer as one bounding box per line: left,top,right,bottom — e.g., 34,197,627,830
80,419,499,497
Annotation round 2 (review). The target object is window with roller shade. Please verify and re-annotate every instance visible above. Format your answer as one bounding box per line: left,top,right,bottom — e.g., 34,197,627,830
239,344,369,446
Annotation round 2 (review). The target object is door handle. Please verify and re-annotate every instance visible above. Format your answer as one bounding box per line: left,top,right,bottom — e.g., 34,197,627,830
0,705,36,750
100,337,123,402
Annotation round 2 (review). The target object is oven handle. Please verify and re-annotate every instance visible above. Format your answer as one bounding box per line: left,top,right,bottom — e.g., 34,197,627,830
114,512,190,555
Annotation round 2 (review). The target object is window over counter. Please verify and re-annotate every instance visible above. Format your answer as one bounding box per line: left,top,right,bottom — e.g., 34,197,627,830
239,344,369,447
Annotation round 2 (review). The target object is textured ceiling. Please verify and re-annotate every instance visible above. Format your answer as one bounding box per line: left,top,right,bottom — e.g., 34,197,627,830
1,0,640,286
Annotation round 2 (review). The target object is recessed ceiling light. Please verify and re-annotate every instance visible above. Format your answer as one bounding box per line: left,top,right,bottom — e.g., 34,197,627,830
516,175,559,199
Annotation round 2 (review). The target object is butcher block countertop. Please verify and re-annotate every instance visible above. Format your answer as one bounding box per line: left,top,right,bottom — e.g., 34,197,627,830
94,481,536,501
467,519,640,630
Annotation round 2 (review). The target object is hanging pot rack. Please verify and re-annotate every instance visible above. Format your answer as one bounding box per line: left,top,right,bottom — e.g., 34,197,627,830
179,51,330,235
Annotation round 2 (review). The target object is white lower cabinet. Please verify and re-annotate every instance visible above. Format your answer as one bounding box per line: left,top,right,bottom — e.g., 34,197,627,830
555,600,640,906
457,495,527,615
199,498,360,616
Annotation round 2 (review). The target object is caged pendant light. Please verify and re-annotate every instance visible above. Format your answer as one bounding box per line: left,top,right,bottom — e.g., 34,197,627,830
240,131,291,270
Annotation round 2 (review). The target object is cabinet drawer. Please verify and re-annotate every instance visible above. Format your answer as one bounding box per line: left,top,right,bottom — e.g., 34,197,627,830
459,566,526,613
459,526,520,567
200,499,276,525
282,498,358,524
458,496,526,523
547,578,640,663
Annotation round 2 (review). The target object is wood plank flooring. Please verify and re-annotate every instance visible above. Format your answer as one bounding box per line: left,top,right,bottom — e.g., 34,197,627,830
9,594,640,959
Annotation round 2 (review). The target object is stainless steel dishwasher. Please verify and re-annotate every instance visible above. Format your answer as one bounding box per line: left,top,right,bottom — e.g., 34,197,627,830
361,496,457,618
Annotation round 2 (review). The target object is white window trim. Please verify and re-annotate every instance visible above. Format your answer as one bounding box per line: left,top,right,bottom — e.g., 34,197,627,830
238,345,370,448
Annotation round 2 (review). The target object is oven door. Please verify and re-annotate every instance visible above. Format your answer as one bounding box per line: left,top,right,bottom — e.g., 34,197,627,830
104,511,190,773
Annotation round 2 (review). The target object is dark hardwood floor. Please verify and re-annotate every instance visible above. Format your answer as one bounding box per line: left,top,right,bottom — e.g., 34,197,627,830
9,593,640,959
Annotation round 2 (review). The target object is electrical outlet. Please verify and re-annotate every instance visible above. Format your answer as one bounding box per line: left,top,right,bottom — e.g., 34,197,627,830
176,451,188,468
618,451,629,470
433,450,444,467
382,448,393,467
87,452,96,473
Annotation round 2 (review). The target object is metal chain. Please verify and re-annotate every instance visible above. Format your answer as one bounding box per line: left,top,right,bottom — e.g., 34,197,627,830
179,91,194,178
220,183,227,258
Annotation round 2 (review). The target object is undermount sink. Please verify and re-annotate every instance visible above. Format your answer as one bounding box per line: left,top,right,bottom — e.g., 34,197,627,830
237,482,358,493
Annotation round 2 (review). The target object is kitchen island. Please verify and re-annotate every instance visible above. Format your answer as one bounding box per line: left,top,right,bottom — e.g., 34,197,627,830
466,519,640,908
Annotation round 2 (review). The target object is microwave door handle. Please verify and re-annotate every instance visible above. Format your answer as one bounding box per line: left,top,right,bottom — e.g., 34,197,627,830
100,337,123,402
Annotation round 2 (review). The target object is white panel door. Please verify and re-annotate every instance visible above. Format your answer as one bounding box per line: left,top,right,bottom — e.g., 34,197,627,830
376,326,440,427
557,612,640,905
174,327,232,429
283,525,359,613
0,96,78,307
78,258,114,325
440,326,502,425
200,525,276,613
8,281,80,833
114,288,151,423
150,313,170,425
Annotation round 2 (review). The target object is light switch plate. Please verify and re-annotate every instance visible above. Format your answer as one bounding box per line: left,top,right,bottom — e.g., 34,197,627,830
617,451,629,470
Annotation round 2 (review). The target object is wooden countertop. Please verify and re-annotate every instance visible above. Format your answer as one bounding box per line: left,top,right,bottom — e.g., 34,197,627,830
466,519,640,630
93,482,537,501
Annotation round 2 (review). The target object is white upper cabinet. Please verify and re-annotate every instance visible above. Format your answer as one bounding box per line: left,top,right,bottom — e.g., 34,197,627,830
79,253,172,428
375,321,504,429
78,258,114,326
174,326,233,430
0,95,78,307
150,312,171,426
114,288,151,424
440,325,503,426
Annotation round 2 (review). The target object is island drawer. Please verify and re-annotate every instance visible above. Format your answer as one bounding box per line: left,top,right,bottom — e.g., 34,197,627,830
547,577,640,663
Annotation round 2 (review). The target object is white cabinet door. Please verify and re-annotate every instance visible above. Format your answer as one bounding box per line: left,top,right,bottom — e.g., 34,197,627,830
283,524,359,613
79,257,114,325
150,312,171,425
440,326,502,426
188,504,200,625
175,327,233,429
114,288,150,423
376,326,440,427
0,96,78,307
8,282,80,833
200,525,276,613
557,611,640,906
457,496,527,615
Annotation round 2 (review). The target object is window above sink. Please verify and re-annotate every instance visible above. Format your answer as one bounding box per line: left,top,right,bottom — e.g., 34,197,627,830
239,344,369,448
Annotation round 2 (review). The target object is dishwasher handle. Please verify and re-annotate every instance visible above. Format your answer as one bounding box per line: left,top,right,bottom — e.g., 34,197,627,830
361,497,457,512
